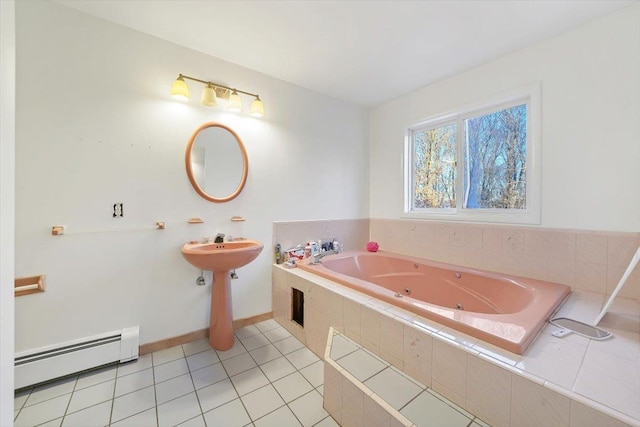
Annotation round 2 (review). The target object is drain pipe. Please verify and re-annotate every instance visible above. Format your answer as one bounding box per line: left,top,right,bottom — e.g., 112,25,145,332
196,271,206,286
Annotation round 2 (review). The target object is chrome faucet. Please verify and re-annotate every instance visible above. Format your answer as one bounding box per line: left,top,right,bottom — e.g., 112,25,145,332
310,248,339,265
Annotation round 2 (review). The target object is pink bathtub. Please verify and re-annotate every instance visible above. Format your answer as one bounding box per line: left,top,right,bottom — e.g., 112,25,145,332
297,250,570,354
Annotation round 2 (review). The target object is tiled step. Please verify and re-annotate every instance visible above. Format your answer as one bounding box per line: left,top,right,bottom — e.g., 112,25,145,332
323,328,489,427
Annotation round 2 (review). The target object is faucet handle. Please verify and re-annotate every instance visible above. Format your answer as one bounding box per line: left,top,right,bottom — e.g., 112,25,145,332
310,252,322,265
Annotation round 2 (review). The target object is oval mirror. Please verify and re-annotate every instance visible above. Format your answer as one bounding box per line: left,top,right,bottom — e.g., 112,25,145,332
185,122,248,203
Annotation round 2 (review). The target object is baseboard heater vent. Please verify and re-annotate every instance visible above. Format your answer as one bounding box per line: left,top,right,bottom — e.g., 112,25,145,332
15,326,139,389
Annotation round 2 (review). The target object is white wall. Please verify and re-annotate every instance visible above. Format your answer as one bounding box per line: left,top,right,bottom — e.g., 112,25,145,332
14,1,369,352
1,0,16,418
370,3,640,232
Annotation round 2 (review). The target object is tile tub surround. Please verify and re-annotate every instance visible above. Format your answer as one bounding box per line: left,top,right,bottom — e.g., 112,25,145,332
324,328,487,427
370,219,640,301
272,218,370,256
296,250,571,355
273,264,640,427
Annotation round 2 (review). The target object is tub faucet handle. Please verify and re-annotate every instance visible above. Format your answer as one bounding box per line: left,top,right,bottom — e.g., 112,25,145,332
310,247,339,265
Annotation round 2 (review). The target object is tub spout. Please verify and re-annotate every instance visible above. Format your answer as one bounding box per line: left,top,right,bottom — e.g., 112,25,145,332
310,249,339,265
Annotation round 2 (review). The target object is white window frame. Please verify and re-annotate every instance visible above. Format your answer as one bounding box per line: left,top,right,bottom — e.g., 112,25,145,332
403,83,541,225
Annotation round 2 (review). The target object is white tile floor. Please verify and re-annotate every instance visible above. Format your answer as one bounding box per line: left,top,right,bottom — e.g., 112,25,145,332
13,319,336,427
330,331,490,427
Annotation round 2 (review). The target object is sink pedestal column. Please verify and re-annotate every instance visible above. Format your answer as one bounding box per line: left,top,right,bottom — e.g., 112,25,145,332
209,271,234,350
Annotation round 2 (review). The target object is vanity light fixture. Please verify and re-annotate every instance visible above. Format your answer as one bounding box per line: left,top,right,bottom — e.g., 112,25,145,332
227,90,243,113
200,84,217,107
170,74,265,117
170,75,190,101
250,96,265,117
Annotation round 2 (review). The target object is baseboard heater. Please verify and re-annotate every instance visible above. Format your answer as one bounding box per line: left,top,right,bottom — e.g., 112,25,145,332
15,326,139,389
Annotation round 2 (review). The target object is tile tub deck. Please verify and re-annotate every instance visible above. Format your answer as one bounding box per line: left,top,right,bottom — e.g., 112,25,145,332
273,264,640,427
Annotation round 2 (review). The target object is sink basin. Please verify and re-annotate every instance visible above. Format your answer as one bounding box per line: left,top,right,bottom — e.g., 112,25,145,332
181,239,264,351
181,240,264,272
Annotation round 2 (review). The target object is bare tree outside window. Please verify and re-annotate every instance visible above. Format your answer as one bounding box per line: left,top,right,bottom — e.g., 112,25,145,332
412,124,457,209
410,101,528,213
464,104,527,209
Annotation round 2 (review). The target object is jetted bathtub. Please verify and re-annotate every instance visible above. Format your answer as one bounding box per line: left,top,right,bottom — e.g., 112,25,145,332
297,250,571,354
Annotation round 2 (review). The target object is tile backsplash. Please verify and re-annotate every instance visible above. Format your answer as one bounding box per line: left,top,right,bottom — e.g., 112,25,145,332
370,219,640,301
272,218,370,258
272,218,639,301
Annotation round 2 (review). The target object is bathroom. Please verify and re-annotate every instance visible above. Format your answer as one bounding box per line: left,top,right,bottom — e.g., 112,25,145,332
1,1,639,426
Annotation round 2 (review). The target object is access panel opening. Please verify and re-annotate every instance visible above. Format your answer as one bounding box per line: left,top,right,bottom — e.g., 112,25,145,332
292,288,304,328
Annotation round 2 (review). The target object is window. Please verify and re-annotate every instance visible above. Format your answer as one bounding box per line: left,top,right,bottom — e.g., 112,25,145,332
412,123,457,209
405,85,540,224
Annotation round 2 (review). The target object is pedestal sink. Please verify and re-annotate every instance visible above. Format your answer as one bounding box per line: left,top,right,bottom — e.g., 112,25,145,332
181,240,264,350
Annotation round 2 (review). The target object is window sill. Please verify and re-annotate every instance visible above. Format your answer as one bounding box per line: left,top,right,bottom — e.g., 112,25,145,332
401,210,540,225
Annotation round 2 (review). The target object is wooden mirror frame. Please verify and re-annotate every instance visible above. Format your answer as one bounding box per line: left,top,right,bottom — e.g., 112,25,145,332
185,122,249,203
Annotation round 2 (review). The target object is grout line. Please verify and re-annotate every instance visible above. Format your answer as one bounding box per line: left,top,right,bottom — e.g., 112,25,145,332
59,400,116,425
238,382,287,423
151,359,160,427
57,375,79,425
175,414,206,427
572,338,593,393
215,333,256,422
12,387,31,421
19,378,76,409
312,415,333,427
108,364,123,426
185,342,209,426
24,377,78,425
397,388,423,412
108,388,158,427
109,368,159,403
243,330,311,426
426,388,476,421
286,388,322,427
146,345,187,426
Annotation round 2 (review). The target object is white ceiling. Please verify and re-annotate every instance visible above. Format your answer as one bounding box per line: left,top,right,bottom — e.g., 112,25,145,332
55,0,633,107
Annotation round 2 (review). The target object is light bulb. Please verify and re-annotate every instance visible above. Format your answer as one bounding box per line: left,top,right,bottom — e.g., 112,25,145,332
200,84,217,107
170,75,190,101
227,90,243,113
250,96,265,117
